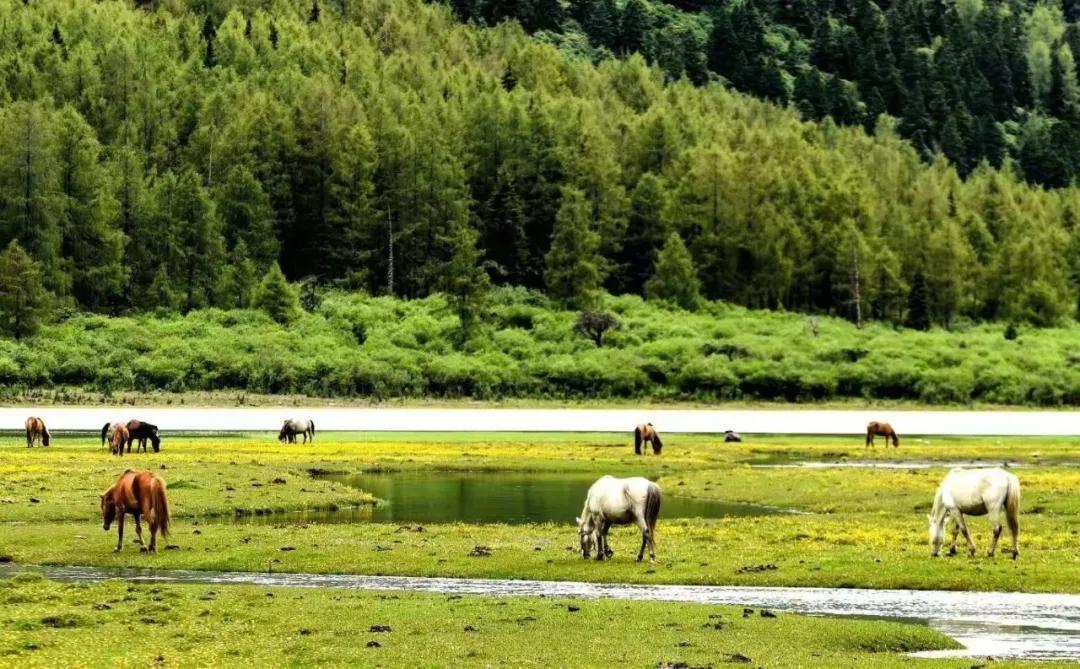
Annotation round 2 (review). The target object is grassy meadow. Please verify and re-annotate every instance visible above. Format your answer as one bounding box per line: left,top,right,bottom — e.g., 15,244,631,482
1,432,1078,591
7,290,1080,407
0,572,982,669
2,431,1078,666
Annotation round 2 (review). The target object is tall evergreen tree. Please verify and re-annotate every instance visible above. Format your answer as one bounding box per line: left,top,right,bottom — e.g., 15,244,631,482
646,232,701,310
255,262,300,323
545,188,604,310
0,241,50,339
906,270,931,330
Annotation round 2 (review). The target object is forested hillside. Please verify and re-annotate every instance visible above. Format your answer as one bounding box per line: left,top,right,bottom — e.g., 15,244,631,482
1,0,1080,335
468,0,1080,188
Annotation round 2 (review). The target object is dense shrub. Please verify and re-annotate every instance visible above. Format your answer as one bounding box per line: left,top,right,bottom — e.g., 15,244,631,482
5,290,1080,405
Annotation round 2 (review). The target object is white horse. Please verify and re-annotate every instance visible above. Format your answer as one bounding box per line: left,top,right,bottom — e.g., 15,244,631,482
278,418,315,444
928,468,1020,559
576,475,661,563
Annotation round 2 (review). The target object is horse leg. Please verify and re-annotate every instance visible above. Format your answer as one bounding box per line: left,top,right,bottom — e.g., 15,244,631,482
955,513,976,557
115,513,125,552
947,517,959,556
1007,506,1020,560
635,517,653,563
134,514,145,549
149,522,158,553
986,506,1002,558
602,520,613,558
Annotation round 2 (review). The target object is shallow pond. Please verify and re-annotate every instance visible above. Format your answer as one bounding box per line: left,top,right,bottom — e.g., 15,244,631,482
3,564,1077,660
241,471,787,525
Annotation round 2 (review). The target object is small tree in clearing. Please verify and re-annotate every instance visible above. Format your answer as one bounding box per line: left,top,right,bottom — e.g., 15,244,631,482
576,310,621,347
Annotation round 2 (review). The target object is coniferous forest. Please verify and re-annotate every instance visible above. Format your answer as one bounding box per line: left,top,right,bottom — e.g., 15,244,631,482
4,0,1080,399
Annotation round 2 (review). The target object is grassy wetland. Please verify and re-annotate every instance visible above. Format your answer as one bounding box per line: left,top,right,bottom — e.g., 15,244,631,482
1,431,1078,666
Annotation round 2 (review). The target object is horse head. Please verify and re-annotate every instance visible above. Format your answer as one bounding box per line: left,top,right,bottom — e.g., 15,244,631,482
150,427,161,453
927,513,944,557
278,422,289,442
101,494,117,530
576,515,597,559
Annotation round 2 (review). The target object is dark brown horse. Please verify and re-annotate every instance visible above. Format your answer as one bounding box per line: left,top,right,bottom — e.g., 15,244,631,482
125,419,161,453
25,416,50,447
101,469,171,552
634,423,663,455
102,423,130,456
866,421,899,448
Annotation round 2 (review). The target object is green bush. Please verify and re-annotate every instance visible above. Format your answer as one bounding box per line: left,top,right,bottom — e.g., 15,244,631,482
5,290,1080,405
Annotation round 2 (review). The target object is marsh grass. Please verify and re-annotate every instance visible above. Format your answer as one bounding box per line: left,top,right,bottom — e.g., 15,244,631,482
1,433,1079,592
0,574,975,668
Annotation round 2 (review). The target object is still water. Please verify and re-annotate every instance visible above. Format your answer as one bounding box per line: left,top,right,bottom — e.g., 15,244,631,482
240,471,787,525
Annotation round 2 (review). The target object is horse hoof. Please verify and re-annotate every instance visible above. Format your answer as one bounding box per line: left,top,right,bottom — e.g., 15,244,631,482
113,547,122,553
139,546,148,553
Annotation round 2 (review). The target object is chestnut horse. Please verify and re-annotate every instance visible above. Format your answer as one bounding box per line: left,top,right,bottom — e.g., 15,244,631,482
125,419,161,453
101,423,130,456
25,417,50,447
866,421,899,448
634,423,663,455
101,469,170,552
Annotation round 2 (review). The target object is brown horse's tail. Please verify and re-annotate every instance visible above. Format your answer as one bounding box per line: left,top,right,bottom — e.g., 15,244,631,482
151,477,171,538
101,423,110,447
644,482,662,543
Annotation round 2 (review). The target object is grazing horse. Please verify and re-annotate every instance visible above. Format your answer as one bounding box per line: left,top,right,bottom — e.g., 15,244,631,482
576,475,662,563
125,419,161,453
102,423,130,456
633,423,663,455
25,417,50,447
866,421,899,448
929,468,1020,560
101,469,171,553
723,430,742,443
279,418,315,444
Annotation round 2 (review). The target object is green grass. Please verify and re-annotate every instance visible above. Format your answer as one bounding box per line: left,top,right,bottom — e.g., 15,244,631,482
0,572,987,668
1,433,1078,592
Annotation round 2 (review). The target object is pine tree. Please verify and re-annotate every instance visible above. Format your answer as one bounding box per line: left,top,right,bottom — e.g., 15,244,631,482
545,188,604,310
440,220,491,336
255,262,301,323
618,0,649,55
0,241,50,339
906,270,931,330
646,232,701,310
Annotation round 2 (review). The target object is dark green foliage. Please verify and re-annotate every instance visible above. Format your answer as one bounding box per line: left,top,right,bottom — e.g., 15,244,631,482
545,188,603,310
906,271,930,331
646,232,700,310
255,262,300,324
0,0,1079,331
0,241,50,339
575,310,621,346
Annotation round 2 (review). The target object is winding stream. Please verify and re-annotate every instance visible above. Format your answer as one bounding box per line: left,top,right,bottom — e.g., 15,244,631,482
2,564,1077,660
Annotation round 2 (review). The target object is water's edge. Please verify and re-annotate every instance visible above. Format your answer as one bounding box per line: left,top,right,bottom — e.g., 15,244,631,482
2,564,1077,660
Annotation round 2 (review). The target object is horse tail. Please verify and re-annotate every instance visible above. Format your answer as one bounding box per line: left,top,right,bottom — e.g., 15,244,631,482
152,477,171,538
644,482,662,540
634,426,642,455
101,423,110,447
1005,474,1020,538
309,419,315,440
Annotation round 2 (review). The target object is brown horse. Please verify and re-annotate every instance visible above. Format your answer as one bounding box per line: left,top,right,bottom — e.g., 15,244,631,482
866,421,899,448
102,422,130,456
101,469,171,553
634,423,663,455
125,419,161,453
25,417,50,447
